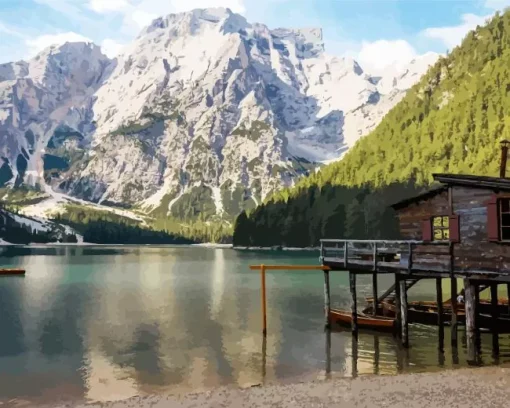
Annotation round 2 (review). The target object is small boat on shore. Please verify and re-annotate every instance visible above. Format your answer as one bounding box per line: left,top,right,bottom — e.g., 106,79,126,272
329,308,396,332
0,268,25,276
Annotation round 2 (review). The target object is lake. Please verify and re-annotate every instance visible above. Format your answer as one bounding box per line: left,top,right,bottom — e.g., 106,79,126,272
0,245,509,405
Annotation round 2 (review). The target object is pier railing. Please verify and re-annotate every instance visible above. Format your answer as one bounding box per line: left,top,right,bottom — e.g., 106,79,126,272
320,239,453,275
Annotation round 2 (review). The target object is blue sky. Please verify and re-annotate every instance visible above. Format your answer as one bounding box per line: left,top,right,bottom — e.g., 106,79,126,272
0,0,509,73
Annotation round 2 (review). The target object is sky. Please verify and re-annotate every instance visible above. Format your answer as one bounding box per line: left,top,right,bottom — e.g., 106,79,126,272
0,0,509,73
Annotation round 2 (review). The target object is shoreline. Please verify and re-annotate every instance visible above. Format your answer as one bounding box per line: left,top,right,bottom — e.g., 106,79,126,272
34,365,510,408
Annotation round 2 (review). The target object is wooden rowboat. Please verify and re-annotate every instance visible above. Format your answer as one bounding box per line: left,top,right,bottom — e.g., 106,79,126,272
329,308,396,332
0,268,25,276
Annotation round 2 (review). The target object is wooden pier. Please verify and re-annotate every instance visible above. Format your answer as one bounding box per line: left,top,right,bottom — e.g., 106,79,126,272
249,142,510,362
317,151,510,360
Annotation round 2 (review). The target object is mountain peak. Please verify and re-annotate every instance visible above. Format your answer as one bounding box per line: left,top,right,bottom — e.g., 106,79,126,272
140,7,249,37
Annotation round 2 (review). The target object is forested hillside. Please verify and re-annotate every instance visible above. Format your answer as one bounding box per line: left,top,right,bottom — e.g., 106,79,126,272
234,10,510,247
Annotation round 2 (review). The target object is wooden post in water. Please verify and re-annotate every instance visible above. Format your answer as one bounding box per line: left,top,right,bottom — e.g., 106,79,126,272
324,269,331,328
464,278,477,364
395,274,402,337
325,327,331,376
349,271,358,338
450,277,458,347
372,243,378,316
491,283,500,356
399,278,409,348
261,264,267,336
436,278,444,351
507,284,510,316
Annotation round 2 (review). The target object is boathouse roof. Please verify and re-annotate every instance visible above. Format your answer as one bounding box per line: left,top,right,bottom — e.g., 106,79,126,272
391,173,510,210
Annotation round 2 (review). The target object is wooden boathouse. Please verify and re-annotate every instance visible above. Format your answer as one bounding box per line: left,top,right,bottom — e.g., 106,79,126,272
320,140,510,362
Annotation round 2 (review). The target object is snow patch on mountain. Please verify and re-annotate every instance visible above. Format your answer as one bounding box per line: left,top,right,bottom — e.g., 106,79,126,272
0,7,439,219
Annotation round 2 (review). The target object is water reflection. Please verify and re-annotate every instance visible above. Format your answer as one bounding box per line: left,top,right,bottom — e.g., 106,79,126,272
1,246,510,405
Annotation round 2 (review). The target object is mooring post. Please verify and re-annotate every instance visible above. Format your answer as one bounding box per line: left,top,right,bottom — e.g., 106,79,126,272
450,277,458,347
399,278,409,348
261,334,267,382
325,327,331,376
373,336,380,375
372,243,378,316
436,278,444,351
464,278,477,364
261,264,267,336
324,268,331,328
395,274,402,337
491,283,500,356
349,271,358,338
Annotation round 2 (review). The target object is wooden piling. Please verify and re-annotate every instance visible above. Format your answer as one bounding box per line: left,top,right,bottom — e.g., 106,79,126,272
450,277,458,347
464,278,477,364
324,269,331,328
349,271,358,337
507,283,510,316
373,336,380,375
395,274,402,337
436,278,444,351
261,264,267,336
325,328,331,376
491,283,500,356
399,278,409,348
372,243,378,316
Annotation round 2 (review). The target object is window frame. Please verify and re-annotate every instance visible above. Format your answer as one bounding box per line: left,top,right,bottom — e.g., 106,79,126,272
498,197,510,242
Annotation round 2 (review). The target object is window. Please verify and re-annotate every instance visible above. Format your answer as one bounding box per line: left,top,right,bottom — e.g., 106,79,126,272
487,195,510,242
499,198,510,240
422,215,459,242
432,216,450,240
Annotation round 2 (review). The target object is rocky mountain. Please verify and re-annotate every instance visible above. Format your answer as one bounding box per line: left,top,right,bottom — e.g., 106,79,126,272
0,7,438,221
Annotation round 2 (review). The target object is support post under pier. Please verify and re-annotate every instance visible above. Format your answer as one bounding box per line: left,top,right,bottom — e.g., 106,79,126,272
400,278,409,348
450,277,458,347
436,278,444,351
349,271,358,338
464,278,478,364
491,283,500,357
395,274,402,338
324,269,331,329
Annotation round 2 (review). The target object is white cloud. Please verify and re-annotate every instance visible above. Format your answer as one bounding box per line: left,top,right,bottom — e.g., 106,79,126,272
484,0,510,10
25,32,93,58
356,39,417,74
100,38,126,58
88,0,130,13
0,21,26,39
422,13,491,49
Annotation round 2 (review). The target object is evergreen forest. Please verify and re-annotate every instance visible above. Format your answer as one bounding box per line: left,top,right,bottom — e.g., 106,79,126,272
234,10,510,247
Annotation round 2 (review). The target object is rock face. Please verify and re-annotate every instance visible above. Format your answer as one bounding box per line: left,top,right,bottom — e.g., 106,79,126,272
0,7,438,220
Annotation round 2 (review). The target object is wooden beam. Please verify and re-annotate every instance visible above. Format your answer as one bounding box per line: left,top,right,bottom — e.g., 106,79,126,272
261,265,267,336
249,265,330,270
395,274,402,338
436,278,444,351
507,284,510,317
400,278,409,348
324,269,331,328
491,283,499,357
350,271,358,338
464,278,477,364
450,277,458,347
372,243,378,316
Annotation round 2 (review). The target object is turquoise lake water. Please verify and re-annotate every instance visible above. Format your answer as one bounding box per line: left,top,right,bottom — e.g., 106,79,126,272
0,245,509,405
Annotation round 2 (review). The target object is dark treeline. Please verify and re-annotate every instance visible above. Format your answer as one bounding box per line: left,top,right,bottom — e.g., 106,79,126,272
233,181,426,247
0,205,78,244
53,207,194,245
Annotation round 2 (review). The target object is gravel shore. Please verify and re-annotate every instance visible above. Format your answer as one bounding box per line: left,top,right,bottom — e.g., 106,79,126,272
24,365,509,408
